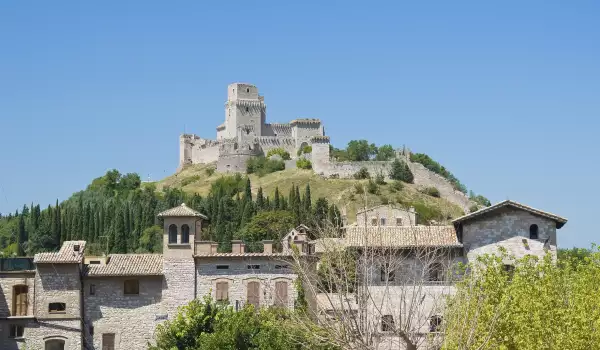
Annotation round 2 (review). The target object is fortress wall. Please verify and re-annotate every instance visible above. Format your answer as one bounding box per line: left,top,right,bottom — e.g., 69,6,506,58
258,137,296,156
315,161,393,179
292,124,323,148
408,162,471,211
217,153,255,173
191,143,220,164
262,123,292,137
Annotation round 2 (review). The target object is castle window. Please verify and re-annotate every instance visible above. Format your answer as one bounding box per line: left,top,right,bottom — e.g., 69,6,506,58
181,224,190,244
124,280,139,295
246,107,249,112
168,224,177,244
274,281,288,307
48,302,66,313
381,315,394,332
234,143,238,150
380,218,386,226
396,218,402,226
12,285,28,316
45,339,65,350
89,284,96,296
9,324,24,338
216,282,229,302
530,224,539,240
216,265,229,270
371,218,377,226
102,334,115,350
246,88,250,93
429,315,443,332
247,264,260,270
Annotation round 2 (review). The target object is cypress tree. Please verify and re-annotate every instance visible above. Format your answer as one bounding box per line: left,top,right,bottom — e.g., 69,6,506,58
17,213,26,256
113,208,127,253
256,187,265,211
60,208,67,244
273,187,280,210
303,184,312,215
244,178,252,202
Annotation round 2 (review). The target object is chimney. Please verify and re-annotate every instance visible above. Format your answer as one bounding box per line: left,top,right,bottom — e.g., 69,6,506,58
231,240,245,254
196,241,215,255
263,240,273,254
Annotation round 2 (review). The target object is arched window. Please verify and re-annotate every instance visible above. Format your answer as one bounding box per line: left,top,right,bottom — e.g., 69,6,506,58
12,285,28,316
45,339,65,350
530,224,539,240
181,224,190,244
168,224,177,244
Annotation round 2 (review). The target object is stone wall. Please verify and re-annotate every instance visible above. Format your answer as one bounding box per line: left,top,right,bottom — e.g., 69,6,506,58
0,272,35,317
314,160,393,179
355,205,417,226
408,162,471,211
196,257,298,310
84,276,163,350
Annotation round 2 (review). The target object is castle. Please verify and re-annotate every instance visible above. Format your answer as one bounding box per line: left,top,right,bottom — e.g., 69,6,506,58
179,82,330,173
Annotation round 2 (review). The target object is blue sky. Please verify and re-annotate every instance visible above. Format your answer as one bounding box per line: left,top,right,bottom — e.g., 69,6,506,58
0,1,598,248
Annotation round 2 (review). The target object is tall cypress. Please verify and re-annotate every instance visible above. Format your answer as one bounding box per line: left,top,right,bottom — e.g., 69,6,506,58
273,187,280,210
113,208,127,253
256,187,264,211
17,213,26,256
303,184,312,215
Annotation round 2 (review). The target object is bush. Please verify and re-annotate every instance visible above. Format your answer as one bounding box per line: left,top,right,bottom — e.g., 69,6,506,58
469,191,491,207
329,173,340,179
205,167,215,176
266,147,291,160
246,157,285,177
410,201,444,225
389,159,414,183
469,204,479,213
353,167,370,180
354,183,364,194
375,172,386,185
389,180,404,193
367,179,379,194
181,175,201,187
420,186,441,198
296,158,312,170
297,145,312,156
380,196,389,205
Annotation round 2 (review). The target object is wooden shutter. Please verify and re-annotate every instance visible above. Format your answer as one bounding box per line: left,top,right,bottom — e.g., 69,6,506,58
247,281,260,308
275,281,288,307
102,333,115,350
216,282,228,301
13,285,28,316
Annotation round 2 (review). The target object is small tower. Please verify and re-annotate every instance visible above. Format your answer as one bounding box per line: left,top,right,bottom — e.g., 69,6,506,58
223,83,266,139
157,203,208,318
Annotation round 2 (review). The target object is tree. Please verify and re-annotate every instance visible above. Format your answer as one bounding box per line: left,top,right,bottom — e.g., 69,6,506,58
237,211,295,252
17,213,26,256
375,144,395,161
112,207,127,253
389,159,414,183
138,225,163,253
273,187,281,210
347,140,377,161
256,187,265,211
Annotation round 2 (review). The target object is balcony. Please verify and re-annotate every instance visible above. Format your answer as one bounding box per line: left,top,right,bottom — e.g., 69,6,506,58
0,258,35,272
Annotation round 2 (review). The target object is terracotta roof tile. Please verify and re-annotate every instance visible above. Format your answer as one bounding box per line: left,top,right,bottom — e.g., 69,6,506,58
34,241,86,264
452,200,567,228
344,226,461,248
194,252,294,258
85,254,163,276
157,203,208,219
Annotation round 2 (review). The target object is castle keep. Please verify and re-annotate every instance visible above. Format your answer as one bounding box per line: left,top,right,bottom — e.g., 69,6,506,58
180,83,328,173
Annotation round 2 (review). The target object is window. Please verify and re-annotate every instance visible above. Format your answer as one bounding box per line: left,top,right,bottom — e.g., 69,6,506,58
380,218,386,226
530,224,539,240
274,281,288,307
396,218,402,226
89,260,101,264
371,218,377,226
381,315,394,332
102,333,115,350
246,88,250,93
9,324,24,338
12,285,28,316
428,263,444,282
216,265,229,270
124,280,139,295
380,263,395,282
45,339,65,350
181,224,190,244
247,264,260,270
48,302,66,313
245,107,249,112
89,325,94,336
247,281,260,308
275,264,289,269
504,264,515,277
168,224,177,244
429,315,442,332
216,282,229,302
89,284,96,295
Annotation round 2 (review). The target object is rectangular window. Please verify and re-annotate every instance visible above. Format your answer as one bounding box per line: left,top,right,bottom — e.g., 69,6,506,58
124,280,139,295
396,218,402,226
274,264,289,269
247,264,260,270
89,260,101,264
216,282,229,302
247,281,260,308
428,263,443,282
380,218,386,226
371,218,377,226
216,265,229,270
9,324,24,338
274,281,288,307
49,302,66,313
381,315,394,332
90,284,96,295
12,285,28,316
102,333,115,350
380,263,395,282
89,325,94,336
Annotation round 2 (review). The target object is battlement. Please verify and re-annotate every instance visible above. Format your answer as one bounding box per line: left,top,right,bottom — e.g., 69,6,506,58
290,118,321,126
311,135,330,143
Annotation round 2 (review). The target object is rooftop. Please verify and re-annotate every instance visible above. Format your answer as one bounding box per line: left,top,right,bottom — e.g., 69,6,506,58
34,241,86,264
85,254,163,276
157,203,208,219
344,225,461,248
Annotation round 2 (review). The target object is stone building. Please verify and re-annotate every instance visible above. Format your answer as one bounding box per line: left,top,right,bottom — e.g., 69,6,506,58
0,204,302,350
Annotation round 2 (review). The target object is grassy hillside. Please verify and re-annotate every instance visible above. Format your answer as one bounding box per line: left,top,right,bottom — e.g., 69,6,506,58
154,164,465,224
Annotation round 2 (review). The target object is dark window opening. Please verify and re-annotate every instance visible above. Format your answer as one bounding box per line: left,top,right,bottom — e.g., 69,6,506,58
275,264,289,269
247,264,260,270
89,325,94,336
168,224,177,244
124,280,139,295
45,339,65,350
216,265,229,270
381,315,394,332
430,315,443,332
181,224,190,244
529,224,539,240
102,334,115,350
90,284,96,295
9,324,24,338
245,107,249,112
246,88,250,93
380,263,395,282
380,218,386,226
48,302,66,313
89,260,100,264
428,263,444,282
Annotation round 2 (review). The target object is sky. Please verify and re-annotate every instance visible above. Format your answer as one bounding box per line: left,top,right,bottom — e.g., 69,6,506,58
0,1,598,248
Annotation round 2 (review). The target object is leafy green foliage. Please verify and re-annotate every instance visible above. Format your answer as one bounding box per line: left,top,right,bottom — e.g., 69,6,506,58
410,153,467,193
353,167,370,180
246,156,285,177
469,191,491,207
374,172,386,185
181,175,201,187
388,159,414,183
420,186,440,198
267,147,291,160
138,225,163,253
236,211,295,252
296,158,312,169
297,145,312,156
411,201,444,224
366,179,379,194
205,167,216,176
375,144,395,161
347,140,378,161
469,204,479,213
354,182,364,194
389,180,403,193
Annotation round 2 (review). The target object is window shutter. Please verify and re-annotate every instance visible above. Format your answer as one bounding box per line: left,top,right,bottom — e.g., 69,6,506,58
102,333,115,350
247,282,260,308
13,286,28,316
275,281,288,307
216,282,228,301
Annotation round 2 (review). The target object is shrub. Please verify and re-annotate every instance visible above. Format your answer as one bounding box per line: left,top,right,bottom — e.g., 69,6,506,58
375,144,395,161
389,159,414,183
375,172,386,185
380,196,389,205
420,186,440,198
410,201,444,225
367,179,379,194
354,183,364,194
266,147,291,160
205,167,215,176
246,157,285,177
469,204,479,213
296,158,312,170
297,145,312,156
181,175,201,187
390,180,404,193
329,173,340,179
469,191,491,207
353,167,370,180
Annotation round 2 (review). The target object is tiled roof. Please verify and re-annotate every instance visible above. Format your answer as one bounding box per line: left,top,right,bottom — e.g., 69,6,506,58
85,254,163,276
355,204,412,215
310,238,346,253
344,226,461,248
194,252,294,258
34,241,86,264
157,203,208,219
452,200,568,229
